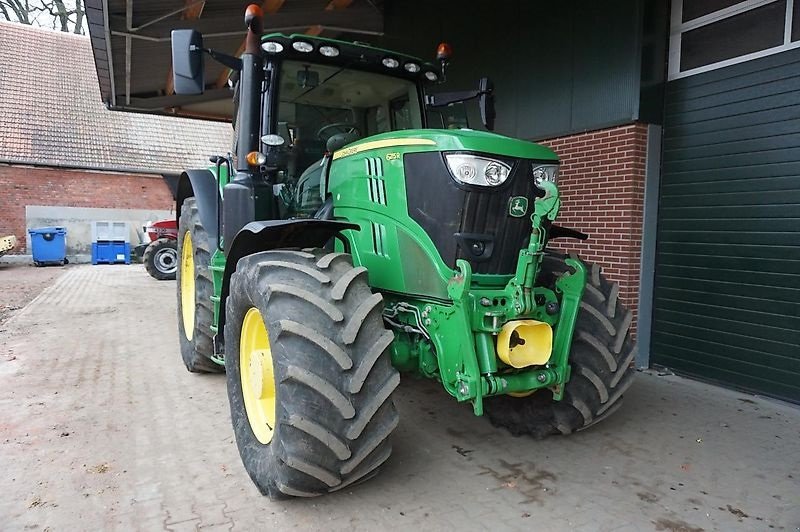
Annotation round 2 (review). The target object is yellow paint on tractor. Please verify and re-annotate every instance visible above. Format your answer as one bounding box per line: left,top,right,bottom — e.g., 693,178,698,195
496,320,553,368
240,307,277,444
332,138,436,160
180,232,195,341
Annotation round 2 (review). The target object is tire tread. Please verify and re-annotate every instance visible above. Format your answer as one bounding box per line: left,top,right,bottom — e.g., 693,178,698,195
484,253,636,437
177,198,223,373
225,248,399,499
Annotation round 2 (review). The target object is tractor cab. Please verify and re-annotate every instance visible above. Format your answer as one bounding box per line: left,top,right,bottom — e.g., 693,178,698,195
267,52,425,155
171,13,494,225
249,38,430,217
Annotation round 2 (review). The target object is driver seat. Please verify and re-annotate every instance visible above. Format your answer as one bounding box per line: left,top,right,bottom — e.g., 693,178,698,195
326,131,360,152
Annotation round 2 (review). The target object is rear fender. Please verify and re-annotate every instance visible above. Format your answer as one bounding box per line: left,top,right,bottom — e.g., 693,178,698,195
217,219,359,341
176,169,219,248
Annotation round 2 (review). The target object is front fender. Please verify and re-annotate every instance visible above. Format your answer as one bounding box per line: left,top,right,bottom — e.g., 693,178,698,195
218,219,359,342
176,169,219,248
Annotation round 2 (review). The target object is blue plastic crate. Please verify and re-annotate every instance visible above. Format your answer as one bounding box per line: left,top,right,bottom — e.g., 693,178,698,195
92,241,131,265
28,227,67,266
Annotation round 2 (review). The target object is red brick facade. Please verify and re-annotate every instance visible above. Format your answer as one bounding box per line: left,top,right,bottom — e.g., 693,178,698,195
0,164,174,253
540,123,648,334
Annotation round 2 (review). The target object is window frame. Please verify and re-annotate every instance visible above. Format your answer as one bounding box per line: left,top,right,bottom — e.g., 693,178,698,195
669,0,798,80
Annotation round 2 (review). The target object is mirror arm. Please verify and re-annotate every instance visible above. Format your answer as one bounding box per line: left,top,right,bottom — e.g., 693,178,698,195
426,89,491,108
191,45,243,73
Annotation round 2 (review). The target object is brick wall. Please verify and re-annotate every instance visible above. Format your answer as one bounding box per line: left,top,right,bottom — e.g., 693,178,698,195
0,163,174,253
539,123,648,335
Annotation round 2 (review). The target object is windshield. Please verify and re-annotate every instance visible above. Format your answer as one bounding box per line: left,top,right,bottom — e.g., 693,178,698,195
274,60,423,179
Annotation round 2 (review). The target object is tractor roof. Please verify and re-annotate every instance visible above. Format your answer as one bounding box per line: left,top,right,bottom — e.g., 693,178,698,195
260,33,440,84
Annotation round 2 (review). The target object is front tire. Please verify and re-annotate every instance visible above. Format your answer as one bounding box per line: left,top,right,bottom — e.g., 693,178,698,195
484,254,636,438
176,198,222,373
144,238,178,280
225,249,400,499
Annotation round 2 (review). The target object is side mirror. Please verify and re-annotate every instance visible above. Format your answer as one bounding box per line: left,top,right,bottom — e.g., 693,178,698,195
171,29,204,95
478,77,495,131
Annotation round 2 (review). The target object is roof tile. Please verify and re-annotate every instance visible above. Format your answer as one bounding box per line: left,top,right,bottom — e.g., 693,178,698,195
0,21,231,174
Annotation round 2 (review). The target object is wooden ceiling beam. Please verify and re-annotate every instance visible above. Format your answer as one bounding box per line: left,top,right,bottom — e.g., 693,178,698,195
305,0,354,36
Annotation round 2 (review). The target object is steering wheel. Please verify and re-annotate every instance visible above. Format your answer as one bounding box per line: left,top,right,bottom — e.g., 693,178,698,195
316,122,361,141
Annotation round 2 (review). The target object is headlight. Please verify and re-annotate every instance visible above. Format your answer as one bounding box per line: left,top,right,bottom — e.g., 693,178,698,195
292,41,314,53
319,45,339,57
261,41,284,54
445,154,512,187
260,134,285,146
531,164,559,185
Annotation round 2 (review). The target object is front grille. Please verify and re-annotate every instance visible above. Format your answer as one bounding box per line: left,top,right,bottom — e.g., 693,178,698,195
404,151,543,275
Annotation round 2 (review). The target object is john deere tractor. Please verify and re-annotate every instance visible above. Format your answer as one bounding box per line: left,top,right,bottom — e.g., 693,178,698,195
171,5,635,499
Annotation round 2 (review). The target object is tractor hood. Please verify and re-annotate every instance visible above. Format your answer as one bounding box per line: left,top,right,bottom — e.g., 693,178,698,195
332,129,558,162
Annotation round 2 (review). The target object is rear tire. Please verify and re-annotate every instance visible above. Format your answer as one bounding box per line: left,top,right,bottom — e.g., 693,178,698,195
225,249,400,499
177,198,223,373
143,238,178,280
484,253,636,438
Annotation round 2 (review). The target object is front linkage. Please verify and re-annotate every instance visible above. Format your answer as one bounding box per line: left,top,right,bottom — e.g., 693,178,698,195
383,181,587,415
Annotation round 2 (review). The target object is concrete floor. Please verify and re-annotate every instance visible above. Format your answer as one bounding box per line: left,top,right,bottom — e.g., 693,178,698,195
1,266,798,531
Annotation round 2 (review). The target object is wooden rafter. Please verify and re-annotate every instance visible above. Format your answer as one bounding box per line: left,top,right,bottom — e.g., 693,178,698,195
305,0,354,36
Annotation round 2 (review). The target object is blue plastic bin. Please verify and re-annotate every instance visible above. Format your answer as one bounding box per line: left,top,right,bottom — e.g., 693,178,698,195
92,241,131,265
28,227,67,266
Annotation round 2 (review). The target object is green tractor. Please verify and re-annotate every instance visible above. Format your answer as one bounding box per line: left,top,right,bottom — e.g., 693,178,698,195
171,5,635,499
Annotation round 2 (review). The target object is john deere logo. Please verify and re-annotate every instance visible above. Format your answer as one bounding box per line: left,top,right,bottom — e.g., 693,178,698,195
508,196,528,217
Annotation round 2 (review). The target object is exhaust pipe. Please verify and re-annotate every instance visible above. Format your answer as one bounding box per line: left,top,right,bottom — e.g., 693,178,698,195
235,5,264,172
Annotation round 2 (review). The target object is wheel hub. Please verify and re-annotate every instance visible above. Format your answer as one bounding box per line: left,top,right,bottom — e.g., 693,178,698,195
155,246,178,274
248,351,267,398
240,307,276,444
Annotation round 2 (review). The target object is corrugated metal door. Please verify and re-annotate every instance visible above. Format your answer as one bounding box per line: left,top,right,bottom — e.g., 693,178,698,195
653,49,800,402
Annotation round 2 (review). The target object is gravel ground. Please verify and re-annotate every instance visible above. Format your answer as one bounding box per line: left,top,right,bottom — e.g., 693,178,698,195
0,262,68,326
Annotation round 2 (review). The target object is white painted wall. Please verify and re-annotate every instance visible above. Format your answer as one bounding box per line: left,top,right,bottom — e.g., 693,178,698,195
24,205,173,263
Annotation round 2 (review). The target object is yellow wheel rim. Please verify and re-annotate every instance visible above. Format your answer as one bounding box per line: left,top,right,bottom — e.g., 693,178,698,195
240,307,277,444
180,231,195,341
